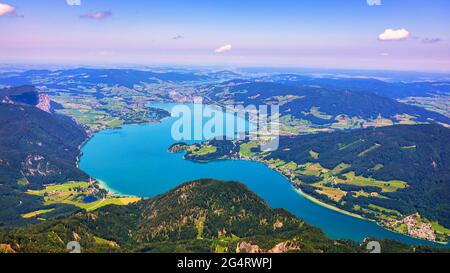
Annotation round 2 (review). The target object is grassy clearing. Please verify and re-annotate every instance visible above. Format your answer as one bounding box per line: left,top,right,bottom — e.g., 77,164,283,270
279,161,298,172
308,107,333,120
370,164,384,171
401,145,417,150
27,181,141,212
195,215,206,240
393,223,408,234
27,181,89,195
368,204,401,216
298,163,328,176
316,187,346,202
212,235,240,253
239,141,259,157
394,114,418,125
431,221,450,235
21,209,55,219
332,163,351,174
17,178,29,186
331,116,365,130
338,139,364,151
93,236,120,248
358,143,381,157
309,150,319,160
336,172,407,192
192,145,217,156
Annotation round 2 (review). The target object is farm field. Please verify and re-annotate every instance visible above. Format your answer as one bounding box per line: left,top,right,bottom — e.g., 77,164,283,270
25,181,141,215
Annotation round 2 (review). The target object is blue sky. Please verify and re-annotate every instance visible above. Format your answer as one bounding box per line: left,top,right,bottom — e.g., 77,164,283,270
0,0,449,71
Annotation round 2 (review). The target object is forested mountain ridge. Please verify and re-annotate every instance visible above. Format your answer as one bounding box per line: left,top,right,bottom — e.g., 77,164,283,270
269,124,450,226
0,179,444,253
0,68,208,89
173,124,450,242
204,81,450,126
0,98,89,227
263,74,450,99
0,103,88,187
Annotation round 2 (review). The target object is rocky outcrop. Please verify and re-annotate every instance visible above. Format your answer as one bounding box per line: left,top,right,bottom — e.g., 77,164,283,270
1,85,52,113
0,244,16,253
236,240,301,253
21,155,55,177
267,241,301,253
236,242,262,253
36,93,51,113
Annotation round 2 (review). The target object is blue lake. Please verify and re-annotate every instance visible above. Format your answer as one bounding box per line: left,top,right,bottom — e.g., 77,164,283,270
79,103,446,248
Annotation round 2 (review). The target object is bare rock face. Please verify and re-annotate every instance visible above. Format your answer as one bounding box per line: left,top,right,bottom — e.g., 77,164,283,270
36,93,51,113
0,244,16,253
267,241,301,253
236,240,301,253
236,242,262,253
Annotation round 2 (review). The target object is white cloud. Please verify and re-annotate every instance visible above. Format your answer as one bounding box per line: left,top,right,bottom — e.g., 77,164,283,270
66,0,81,6
215,44,232,53
378,28,410,41
0,3,16,16
380,52,389,56
367,0,381,6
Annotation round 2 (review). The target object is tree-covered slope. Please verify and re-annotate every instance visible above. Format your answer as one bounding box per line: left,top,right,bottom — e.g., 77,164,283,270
170,125,450,242
268,124,450,223
0,103,88,186
0,179,442,253
0,102,89,227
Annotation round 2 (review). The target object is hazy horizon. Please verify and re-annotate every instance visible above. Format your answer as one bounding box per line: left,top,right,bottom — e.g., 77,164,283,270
1,0,449,72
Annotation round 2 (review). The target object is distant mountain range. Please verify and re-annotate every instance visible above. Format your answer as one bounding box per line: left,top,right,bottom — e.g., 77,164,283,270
2,68,449,100
204,81,450,125
263,74,450,99
0,68,209,89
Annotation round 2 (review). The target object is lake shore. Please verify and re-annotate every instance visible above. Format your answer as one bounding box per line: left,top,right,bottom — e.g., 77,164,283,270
292,187,364,220
182,149,450,246
79,103,448,248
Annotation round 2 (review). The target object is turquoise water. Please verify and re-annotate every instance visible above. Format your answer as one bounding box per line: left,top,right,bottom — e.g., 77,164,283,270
79,103,446,248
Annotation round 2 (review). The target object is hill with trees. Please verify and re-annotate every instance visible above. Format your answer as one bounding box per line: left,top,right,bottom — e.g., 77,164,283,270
204,81,450,126
1,179,444,253
0,94,88,227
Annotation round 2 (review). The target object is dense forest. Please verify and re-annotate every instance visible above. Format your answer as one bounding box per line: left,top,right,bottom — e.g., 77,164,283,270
268,124,450,227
